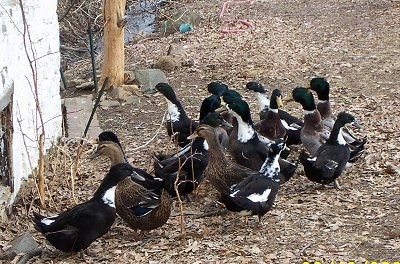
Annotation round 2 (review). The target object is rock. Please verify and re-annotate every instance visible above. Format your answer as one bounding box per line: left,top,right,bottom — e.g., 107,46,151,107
75,81,95,91
154,55,181,72
160,10,201,36
66,78,87,88
99,100,121,109
108,85,140,101
123,95,141,106
134,69,168,93
124,71,136,84
0,232,39,260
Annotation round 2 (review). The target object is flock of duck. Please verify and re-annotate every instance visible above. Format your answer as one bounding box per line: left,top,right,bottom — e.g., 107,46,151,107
32,77,367,258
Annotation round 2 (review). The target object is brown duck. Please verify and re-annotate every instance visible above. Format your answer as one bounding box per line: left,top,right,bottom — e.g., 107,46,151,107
89,141,172,237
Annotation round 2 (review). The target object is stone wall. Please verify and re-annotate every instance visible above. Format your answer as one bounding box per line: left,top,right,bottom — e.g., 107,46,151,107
0,0,62,218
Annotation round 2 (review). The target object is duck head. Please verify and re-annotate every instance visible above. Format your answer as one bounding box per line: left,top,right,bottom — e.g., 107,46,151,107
309,77,330,100
270,89,284,110
292,87,316,111
155,83,179,103
246,81,266,94
207,81,229,96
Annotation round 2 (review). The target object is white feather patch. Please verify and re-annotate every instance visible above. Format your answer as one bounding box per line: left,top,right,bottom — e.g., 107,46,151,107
203,140,209,150
166,99,180,122
255,92,270,111
337,127,347,145
247,188,272,203
307,156,317,162
233,113,255,143
41,215,59,225
280,119,299,131
102,186,117,208
304,109,316,115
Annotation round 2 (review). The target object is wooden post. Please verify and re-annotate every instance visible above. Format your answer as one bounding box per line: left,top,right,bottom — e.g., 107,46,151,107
100,0,127,90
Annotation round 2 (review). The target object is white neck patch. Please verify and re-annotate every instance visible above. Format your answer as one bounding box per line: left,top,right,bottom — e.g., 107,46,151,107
256,92,270,111
233,113,255,142
166,99,180,122
102,186,116,208
337,127,347,145
304,109,316,115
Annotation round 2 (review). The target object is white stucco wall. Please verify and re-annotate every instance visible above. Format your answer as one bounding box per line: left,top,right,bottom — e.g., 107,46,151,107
0,0,62,206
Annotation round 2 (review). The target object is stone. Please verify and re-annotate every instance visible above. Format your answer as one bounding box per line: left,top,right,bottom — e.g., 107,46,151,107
66,78,87,88
75,81,95,91
160,10,201,36
134,69,168,93
0,232,38,260
124,71,136,84
99,100,121,109
154,55,181,72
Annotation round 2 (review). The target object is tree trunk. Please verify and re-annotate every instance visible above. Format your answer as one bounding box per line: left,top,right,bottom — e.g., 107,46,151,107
100,0,127,90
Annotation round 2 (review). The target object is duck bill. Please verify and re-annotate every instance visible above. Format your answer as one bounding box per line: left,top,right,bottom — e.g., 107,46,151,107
276,96,284,108
87,151,100,159
352,120,362,129
221,119,233,129
215,104,227,113
187,131,199,140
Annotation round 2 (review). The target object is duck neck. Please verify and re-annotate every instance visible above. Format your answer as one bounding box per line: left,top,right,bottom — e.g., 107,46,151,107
205,136,227,165
303,109,324,130
327,123,346,145
166,99,186,122
234,114,255,143
109,147,126,167
255,92,270,112
316,100,332,119
259,154,280,182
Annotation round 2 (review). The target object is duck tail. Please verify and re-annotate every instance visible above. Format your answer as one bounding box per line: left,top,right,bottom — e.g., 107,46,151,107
299,150,313,167
32,211,46,233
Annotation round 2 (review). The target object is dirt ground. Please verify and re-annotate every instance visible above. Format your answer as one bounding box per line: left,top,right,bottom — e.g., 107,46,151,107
1,0,400,263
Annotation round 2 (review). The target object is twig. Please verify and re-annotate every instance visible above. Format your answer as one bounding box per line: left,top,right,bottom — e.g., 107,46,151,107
130,111,167,151
298,243,312,255
193,209,229,219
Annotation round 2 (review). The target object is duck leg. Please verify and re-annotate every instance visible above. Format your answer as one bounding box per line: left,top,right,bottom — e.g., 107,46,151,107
333,179,342,189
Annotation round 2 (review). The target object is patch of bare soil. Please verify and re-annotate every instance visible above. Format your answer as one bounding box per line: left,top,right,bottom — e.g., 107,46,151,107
2,0,400,263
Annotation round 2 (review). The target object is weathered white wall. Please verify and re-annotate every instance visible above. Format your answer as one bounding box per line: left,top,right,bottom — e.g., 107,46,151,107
0,0,62,207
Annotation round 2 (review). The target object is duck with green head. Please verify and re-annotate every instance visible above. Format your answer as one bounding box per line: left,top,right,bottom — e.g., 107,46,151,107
225,98,297,184
309,77,367,151
292,87,330,156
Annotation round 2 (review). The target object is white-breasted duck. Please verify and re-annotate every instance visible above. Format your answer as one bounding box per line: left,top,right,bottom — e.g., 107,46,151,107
299,112,361,189
219,138,285,222
246,81,303,146
32,163,134,258
225,98,297,184
156,83,198,148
